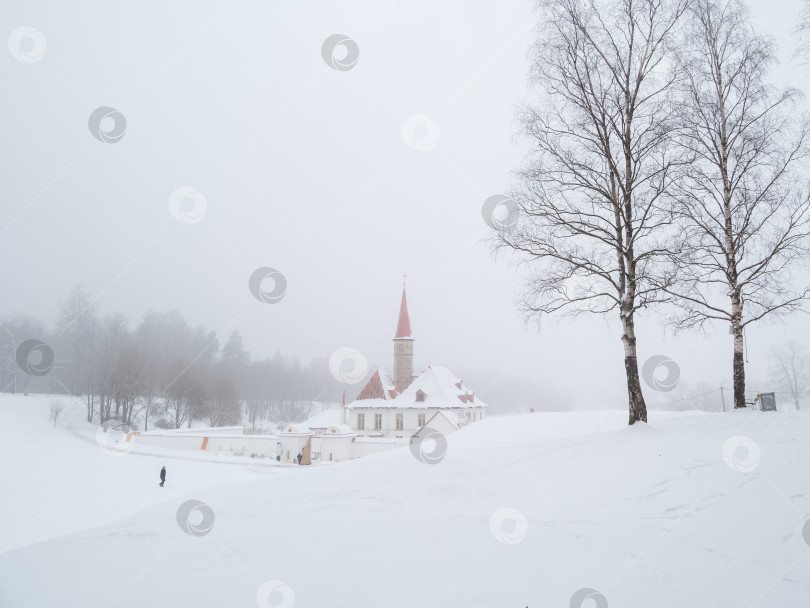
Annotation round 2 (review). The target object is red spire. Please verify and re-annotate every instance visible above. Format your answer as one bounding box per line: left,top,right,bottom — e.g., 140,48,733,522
394,287,412,338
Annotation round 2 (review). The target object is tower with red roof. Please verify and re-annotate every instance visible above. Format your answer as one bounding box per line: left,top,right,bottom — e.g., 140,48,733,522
393,282,415,392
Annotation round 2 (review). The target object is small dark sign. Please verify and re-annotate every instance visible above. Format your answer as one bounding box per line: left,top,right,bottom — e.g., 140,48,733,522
759,392,776,412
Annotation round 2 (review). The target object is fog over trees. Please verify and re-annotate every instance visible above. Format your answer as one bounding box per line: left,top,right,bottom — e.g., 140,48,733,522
1,285,341,430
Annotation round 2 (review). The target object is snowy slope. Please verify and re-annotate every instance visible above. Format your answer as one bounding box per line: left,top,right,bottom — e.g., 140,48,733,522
0,394,285,552
1,395,809,607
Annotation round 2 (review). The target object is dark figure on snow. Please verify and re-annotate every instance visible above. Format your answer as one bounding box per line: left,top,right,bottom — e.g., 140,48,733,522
296,453,302,465
159,466,166,487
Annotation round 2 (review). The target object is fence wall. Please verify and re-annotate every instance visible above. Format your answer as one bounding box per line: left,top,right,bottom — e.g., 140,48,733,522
127,431,278,456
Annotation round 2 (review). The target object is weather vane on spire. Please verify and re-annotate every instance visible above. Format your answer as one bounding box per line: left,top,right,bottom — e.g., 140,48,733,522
403,273,408,288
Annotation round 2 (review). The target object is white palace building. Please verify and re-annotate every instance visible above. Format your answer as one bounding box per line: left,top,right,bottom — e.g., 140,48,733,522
126,286,488,465
278,286,488,464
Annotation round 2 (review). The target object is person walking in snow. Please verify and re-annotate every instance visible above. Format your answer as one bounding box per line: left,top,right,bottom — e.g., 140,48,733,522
159,466,166,487
296,453,302,465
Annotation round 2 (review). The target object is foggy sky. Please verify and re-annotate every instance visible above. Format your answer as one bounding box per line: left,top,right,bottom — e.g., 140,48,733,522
2,0,809,410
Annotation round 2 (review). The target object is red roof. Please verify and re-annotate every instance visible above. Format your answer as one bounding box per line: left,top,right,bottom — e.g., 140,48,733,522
356,369,398,400
394,288,412,338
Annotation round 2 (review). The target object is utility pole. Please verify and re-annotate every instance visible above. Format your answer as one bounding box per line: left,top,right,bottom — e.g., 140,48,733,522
720,383,727,412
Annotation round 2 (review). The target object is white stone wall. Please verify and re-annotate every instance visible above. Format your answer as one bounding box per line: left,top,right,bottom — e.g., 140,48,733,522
311,435,353,462
350,438,409,459
204,436,279,458
131,434,204,451
278,435,311,463
131,432,279,457
172,426,245,436
347,406,485,437
348,407,429,437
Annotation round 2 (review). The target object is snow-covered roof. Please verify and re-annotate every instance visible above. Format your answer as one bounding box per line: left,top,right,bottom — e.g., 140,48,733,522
282,423,313,436
435,410,459,426
348,364,487,410
321,424,355,437
304,407,344,429
346,397,390,409
412,410,461,437
400,365,487,408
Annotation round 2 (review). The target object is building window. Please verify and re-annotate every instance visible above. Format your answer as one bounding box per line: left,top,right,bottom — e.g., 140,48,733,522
418,413,426,427
396,413,404,430
416,390,426,402
357,413,365,430
374,413,382,430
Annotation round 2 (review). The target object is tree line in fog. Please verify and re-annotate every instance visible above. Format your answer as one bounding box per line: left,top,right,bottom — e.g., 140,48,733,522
1,286,343,430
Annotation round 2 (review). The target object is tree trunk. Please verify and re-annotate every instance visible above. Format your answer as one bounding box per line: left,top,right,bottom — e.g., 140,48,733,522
621,314,648,424
731,293,745,409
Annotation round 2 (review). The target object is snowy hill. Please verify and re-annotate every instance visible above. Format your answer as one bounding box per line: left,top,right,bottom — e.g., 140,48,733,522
1,394,809,607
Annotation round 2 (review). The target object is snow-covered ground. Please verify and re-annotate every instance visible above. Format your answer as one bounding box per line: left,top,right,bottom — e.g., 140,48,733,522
1,394,809,607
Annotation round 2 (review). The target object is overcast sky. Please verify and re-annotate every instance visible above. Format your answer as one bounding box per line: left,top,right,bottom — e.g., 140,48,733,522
2,0,808,410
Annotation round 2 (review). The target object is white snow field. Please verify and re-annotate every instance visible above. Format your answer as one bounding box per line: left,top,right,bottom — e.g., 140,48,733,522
1,394,809,607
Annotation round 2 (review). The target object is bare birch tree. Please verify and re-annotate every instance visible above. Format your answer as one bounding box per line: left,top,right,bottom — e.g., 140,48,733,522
794,0,810,61
665,0,810,409
500,0,687,424
769,341,808,410
56,286,98,421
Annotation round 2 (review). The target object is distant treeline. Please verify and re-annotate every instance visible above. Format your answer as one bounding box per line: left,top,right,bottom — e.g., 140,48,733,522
1,286,342,430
